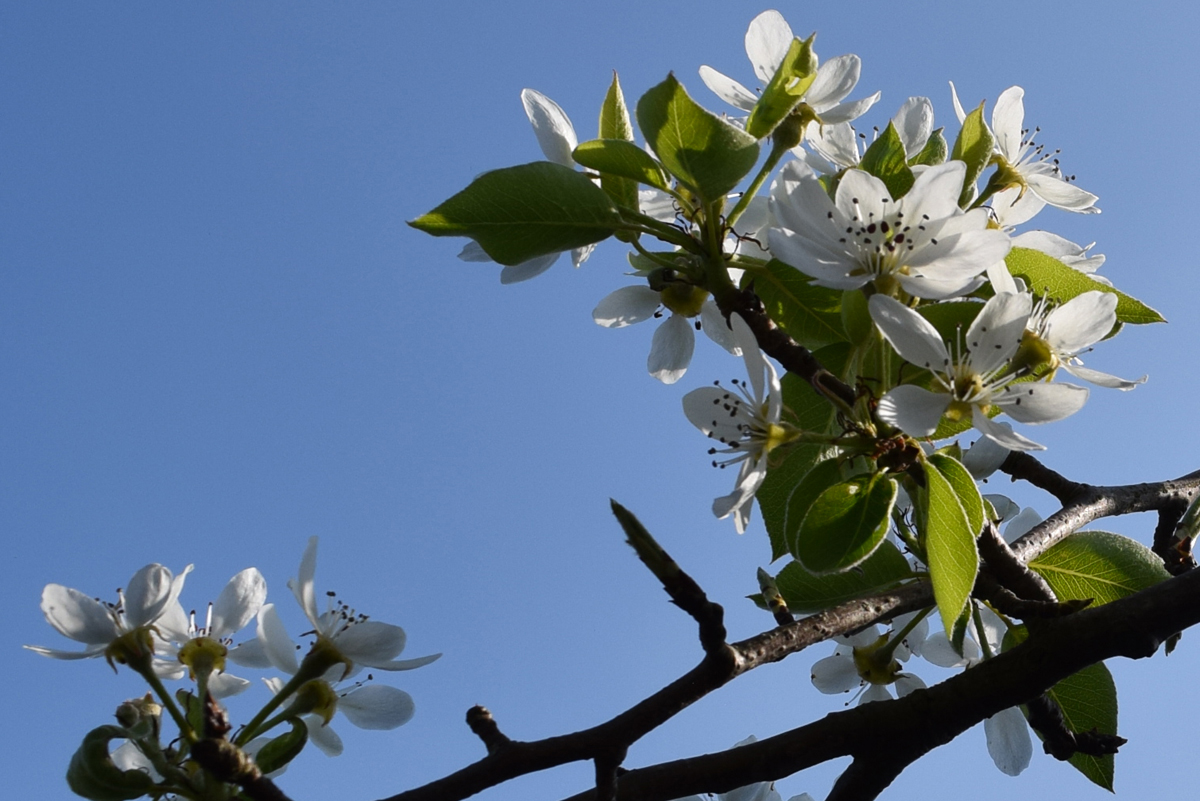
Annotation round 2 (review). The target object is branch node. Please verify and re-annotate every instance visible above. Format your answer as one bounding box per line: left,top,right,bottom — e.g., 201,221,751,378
466,706,511,754
1025,693,1126,761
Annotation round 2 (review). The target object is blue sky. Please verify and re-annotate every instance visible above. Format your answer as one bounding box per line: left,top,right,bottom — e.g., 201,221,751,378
4,2,1199,799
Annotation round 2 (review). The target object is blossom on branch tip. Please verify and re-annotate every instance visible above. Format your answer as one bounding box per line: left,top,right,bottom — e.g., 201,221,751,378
699,10,879,136
683,314,787,533
1014,291,1146,390
869,293,1089,450
951,83,1099,214
810,623,927,704
769,160,1011,300
26,563,192,666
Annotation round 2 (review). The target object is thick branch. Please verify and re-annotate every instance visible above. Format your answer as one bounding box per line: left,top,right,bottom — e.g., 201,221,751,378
559,565,1200,801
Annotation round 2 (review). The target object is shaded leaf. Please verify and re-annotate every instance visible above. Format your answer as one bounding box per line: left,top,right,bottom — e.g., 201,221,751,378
573,139,671,192
1029,530,1170,606
745,35,818,139
950,101,995,208
910,127,948,167
927,453,983,537
1046,662,1119,791
754,259,847,349
922,456,980,633
1006,247,1165,325
409,162,621,265
795,473,897,574
771,542,913,613
859,122,915,199
636,74,760,202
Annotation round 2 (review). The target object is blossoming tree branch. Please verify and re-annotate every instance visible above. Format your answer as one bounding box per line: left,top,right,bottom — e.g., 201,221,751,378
30,9,1200,801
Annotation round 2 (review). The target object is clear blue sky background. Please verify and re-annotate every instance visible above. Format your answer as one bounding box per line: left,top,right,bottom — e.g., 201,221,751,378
4,2,1198,800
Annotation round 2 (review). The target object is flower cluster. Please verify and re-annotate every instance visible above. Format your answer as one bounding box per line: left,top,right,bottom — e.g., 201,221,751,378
27,538,438,796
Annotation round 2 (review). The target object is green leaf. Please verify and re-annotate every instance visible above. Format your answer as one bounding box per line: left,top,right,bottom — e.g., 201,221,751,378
67,726,156,801
795,473,897,574
772,542,913,613
758,344,851,560
409,161,622,265
950,101,995,208
859,122,915,200
744,35,818,139
1029,530,1171,606
754,259,848,349
573,139,671,192
253,718,308,775
636,74,760,202
1045,662,1119,790
910,127,948,167
922,457,980,633
1005,247,1165,325
916,299,983,343
927,453,983,537
599,72,634,141
783,457,846,560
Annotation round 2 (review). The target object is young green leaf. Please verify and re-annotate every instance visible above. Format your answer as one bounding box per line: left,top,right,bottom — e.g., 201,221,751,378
859,122,915,200
910,127,948,167
754,259,848,349
744,35,818,140
1006,247,1166,325
758,345,851,559
922,457,980,634
1029,530,1171,606
253,718,309,775
636,74,760,203
572,139,671,192
927,453,984,537
1045,662,1119,790
950,101,995,208
771,542,913,613
409,161,622,265
783,457,846,560
600,72,634,141
795,473,897,574
67,725,156,801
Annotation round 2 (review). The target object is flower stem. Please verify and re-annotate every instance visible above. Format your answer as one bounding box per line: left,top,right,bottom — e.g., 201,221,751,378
725,140,787,230
235,668,317,746
136,666,197,745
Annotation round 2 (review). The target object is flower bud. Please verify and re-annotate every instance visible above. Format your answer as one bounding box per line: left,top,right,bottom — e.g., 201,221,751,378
285,680,339,725
115,694,162,740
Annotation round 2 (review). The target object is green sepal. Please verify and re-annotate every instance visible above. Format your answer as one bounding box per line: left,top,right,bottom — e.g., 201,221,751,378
252,718,308,775
795,473,898,574
926,453,984,537
636,73,760,203
910,127,948,167
1029,530,1171,607
920,456,980,634
1005,247,1165,325
762,542,913,613
744,35,818,140
67,725,157,801
758,344,852,560
754,259,848,349
409,161,622,265
572,139,671,193
859,122,915,200
950,101,995,208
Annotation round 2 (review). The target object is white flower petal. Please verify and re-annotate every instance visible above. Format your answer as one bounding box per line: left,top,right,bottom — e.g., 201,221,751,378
994,381,1088,425
39,584,121,645
335,621,406,665
256,604,299,674
698,67,759,113
893,97,933,159
964,432,1012,480
592,286,661,328
125,564,180,628
305,716,344,757
869,295,950,371
1025,172,1099,212
648,313,695,384
745,10,794,84
948,81,967,124
369,653,443,672
111,741,162,781
878,385,950,438
972,409,1044,451
292,537,320,627
457,241,492,263
520,89,577,168
1062,363,1146,390
807,55,862,110
817,92,880,125
499,253,560,284
985,706,1033,776
921,632,978,668
209,672,252,699
965,292,1031,376
700,300,739,354
210,568,267,640
1044,292,1116,355
810,653,861,694
338,685,415,730
894,673,926,697
859,684,893,705
991,87,1025,162
23,643,108,660
1004,507,1043,543
227,637,274,669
